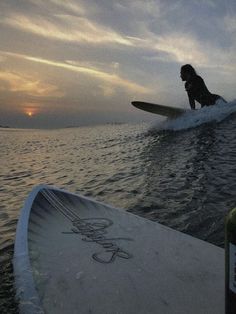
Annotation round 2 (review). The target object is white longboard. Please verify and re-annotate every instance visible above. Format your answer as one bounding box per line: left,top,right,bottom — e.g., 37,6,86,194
14,185,224,314
132,101,187,118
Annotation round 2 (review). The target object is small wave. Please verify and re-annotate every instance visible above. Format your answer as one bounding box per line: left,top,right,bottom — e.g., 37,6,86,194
155,99,236,131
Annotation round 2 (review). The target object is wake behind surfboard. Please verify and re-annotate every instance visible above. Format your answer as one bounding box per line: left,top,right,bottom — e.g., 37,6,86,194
131,101,187,118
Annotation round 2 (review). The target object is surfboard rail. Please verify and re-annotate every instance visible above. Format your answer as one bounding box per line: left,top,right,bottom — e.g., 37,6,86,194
131,101,187,118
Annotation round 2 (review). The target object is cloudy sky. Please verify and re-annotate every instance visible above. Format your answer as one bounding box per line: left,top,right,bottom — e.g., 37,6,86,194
0,0,235,128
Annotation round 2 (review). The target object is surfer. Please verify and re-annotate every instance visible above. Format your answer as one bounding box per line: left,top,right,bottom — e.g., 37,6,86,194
180,64,226,110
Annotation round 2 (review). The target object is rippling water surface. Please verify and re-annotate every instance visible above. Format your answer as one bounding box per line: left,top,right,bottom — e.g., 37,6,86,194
1,101,236,313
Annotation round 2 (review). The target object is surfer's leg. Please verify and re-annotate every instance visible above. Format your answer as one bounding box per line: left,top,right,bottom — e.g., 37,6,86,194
214,95,227,105
219,97,227,103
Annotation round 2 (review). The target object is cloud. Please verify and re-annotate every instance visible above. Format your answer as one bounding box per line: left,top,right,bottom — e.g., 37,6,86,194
224,15,236,33
0,70,63,97
65,60,120,74
151,33,236,74
115,0,161,19
28,0,86,15
1,13,133,46
98,85,115,98
1,51,151,94
122,20,235,74
0,55,6,62
117,24,209,65
2,1,226,70
153,33,208,64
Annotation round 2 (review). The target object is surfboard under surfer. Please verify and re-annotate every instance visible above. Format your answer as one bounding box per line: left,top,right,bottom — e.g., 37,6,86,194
180,64,226,110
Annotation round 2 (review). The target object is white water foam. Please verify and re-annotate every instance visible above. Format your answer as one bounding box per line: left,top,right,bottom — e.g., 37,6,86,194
155,99,236,131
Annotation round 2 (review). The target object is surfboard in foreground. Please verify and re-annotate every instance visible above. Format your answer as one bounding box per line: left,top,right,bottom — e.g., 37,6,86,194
14,185,224,314
132,101,188,118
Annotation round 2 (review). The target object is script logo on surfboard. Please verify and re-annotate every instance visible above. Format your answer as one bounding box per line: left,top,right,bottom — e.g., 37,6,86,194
42,189,133,264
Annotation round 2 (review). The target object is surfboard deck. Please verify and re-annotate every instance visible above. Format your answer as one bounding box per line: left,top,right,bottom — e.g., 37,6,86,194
14,185,224,314
132,101,187,118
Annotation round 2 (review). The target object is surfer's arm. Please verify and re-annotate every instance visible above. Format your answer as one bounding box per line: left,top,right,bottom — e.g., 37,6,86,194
187,93,195,110
185,81,195,110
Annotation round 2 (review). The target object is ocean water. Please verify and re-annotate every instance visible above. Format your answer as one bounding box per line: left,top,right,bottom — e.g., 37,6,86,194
1,100,236,313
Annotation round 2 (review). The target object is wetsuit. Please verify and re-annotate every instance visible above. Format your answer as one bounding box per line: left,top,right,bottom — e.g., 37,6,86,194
185,75,221,109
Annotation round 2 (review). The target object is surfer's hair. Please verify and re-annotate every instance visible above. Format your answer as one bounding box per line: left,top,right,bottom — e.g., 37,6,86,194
181,64,197,76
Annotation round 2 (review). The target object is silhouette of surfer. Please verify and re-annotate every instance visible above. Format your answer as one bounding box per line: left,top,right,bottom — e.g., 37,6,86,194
180,64,226,110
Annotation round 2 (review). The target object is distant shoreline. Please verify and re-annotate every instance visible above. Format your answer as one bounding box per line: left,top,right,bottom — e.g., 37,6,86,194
0,125,10,128
0,122,128,130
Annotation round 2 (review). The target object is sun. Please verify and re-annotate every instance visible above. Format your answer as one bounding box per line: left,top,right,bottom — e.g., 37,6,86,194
22,103,39,118
25,110,35,117
23,104,39,117
27,111,33,117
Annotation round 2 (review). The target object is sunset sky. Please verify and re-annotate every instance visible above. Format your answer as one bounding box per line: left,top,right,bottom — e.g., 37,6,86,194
0,0,235,128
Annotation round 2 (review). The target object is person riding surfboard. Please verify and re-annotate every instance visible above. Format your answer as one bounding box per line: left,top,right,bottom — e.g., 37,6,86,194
180,64,226,110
